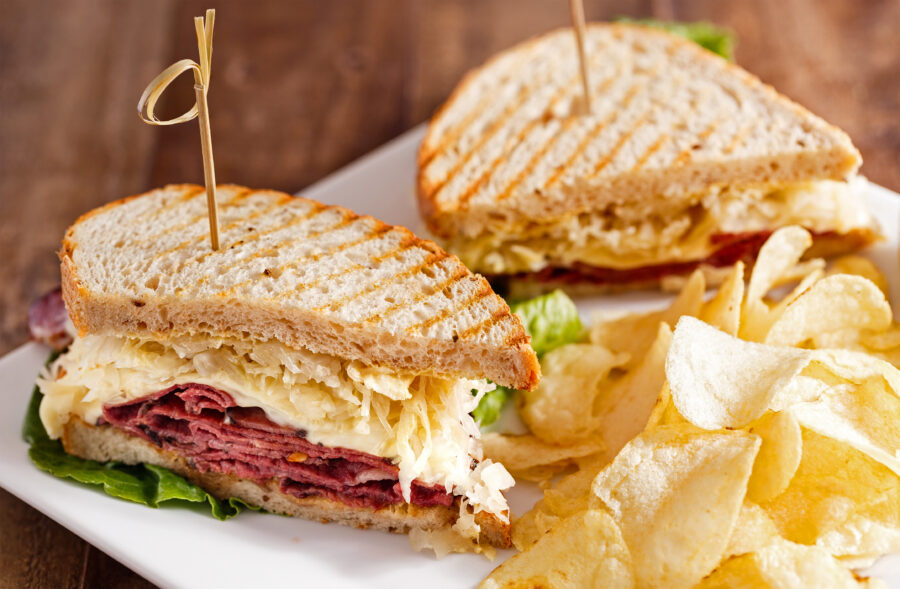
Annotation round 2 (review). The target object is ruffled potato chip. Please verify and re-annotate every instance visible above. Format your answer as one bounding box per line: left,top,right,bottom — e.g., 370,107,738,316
592,323,672,460
746,411,803,503
481,433,604,482
590,269,705,365
740,226,816,343
481,510,635,589
697,539,880,588
644,383,690,428
667,317,810,429
699,261,744,336
723,502,781,560
765,275,891,348
519,344,628,444
760,429,900,561
829,255,889,297
511,455,609,551
591,426,760,589
788,374,900,477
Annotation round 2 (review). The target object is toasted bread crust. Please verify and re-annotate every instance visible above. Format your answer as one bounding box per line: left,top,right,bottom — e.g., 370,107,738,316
61,417,512,547
59,184,540,390
417,23,862,239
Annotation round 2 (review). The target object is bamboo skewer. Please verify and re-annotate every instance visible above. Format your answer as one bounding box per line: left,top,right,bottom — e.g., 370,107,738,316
568,0,592,115
138,9,220,250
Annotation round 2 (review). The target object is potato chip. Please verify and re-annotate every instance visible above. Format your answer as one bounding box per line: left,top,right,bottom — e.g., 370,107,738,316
591,425,760,588
787,374,900,477
697,539,878,588
765,275,891,348
671,317,900,477
740,226,814,342
860,324,900,353
519,343,629,444
760,429,900,561
644,383,690,428
592,323,672,460
829,255,889,296
512,456,609,550
723,502,781,560
746,411,803,503
481,433,604,482
590,269,705,365
510,507,557,553
763,265,825,336
700,261,744,336
481,510,635,589
745,226,812,304
667,317,810,429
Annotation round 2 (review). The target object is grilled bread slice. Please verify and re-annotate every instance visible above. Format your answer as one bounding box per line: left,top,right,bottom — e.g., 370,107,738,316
418,23,860,239
60,184,539,390
417,24,875,292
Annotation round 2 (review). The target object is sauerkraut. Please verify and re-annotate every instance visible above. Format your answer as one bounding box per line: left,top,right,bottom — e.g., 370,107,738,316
449,178,874,274
38,333,513,516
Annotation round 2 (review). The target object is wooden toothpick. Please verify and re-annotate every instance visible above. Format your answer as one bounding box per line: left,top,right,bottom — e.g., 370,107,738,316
568,0,592,115
138,9,220,250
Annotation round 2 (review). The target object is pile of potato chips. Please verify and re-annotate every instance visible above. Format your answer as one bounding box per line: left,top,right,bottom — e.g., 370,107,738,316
481,226,900,588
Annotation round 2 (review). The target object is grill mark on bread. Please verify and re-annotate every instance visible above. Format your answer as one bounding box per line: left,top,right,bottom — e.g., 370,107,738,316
314,250,451,313
544,109,618,188
407,281,493,333
173,197,292,269
589,111,651,179
494,116,580,203
673,120,720,166
543,79,646,188
139,187,254,249
425,85,535,196
424,57,591,198
131,186,208,247
454,308,511,342
214,212,371,296
172,202,332,289
152,195,317,264
429,47,621,207
723,124,751,155
286,230,417,294
631,134,669,171
362,264,469,324
134,186,205,224
445,80,577,209
504,330,531,347
422,54,537,168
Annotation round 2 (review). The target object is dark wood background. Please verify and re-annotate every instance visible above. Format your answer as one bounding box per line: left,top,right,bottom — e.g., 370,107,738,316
1,0,898,586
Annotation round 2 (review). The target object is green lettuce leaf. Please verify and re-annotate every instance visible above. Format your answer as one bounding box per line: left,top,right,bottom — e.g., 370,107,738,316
510,290,583,357
472,385,514,426
23,361,251,520
472,291,583,425
616,18,735,61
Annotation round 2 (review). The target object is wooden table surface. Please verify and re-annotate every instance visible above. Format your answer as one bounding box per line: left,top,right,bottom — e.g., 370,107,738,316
1,0,898,586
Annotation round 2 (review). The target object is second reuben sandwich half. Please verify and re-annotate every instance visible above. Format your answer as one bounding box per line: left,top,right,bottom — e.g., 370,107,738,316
417,24,879,295
37,184,540,550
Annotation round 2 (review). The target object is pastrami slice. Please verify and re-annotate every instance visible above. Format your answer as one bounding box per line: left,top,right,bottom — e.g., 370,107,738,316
102,384,454,510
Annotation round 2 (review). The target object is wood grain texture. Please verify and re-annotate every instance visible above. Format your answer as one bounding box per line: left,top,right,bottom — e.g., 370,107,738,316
0,0,896,586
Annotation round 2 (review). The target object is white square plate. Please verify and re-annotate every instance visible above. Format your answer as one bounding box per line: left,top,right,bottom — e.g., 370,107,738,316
1,125,898,588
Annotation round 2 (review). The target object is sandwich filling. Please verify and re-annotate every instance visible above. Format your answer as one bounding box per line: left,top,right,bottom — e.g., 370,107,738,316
101,384,454,509
38,334,513,517
448,178,874,277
